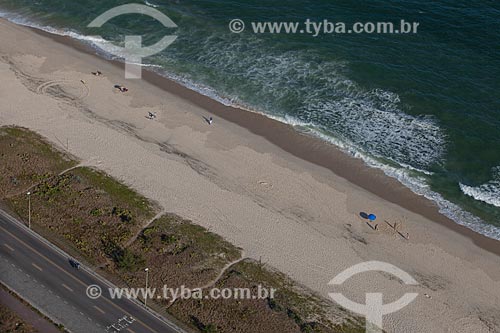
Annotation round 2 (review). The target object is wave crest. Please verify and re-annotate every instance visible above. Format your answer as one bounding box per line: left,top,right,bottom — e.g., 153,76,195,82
460,167,500,207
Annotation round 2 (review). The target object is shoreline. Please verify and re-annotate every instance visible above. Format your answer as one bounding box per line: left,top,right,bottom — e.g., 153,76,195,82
29,24,500,257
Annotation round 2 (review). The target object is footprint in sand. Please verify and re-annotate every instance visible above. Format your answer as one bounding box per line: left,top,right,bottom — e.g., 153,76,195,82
258,180,273,189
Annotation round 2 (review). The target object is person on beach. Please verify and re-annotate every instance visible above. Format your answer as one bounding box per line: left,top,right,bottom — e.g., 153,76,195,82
209,117,213,125
92,70,102,76
114,85,128,93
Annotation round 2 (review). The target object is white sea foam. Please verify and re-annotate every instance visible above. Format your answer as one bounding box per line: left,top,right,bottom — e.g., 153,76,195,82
144,1,160,8
187,33,447,170
0,10,110,46
307,126,500,240
460,167,500,208
0,9,168,71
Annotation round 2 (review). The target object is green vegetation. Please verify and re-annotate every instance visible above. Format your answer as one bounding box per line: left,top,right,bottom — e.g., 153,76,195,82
119,214,242,290
103,239,145,271
7,167,156,266
0,126,76,198
73,167,154,217
0,127,71,167
254,260,366,333
139,214,240,262
0,303,36,333
0,127,364,333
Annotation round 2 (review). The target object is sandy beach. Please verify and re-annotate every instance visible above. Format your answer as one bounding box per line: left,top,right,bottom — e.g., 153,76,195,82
1,18,499,333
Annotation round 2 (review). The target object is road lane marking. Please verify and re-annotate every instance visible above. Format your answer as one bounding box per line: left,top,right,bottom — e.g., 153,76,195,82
3,243,14,251
127,328,136,333
62,284,74,292
0,225,160,333
31,263,43,271
93,305,105,314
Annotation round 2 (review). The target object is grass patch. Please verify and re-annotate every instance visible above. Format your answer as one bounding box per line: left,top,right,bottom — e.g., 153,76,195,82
118,214,241,289
73,167,153,217
234,260,365,333
0,302,36,333
7,167,157,266
0,126,76,198
170,259,364,333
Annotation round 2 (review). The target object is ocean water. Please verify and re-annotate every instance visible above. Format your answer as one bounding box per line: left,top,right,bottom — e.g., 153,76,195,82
0,0,499,238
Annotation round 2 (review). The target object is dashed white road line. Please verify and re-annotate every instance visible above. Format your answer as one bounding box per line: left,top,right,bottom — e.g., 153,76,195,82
93,305,105,315
62,283,74,292
31,263,43,271
3,243,14,251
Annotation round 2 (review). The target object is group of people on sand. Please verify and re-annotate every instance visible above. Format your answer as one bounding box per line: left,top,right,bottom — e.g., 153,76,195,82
90,69,217,126
92,70,128,92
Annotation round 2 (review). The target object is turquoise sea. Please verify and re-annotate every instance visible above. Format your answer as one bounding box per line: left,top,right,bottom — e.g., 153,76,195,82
0,0,499,238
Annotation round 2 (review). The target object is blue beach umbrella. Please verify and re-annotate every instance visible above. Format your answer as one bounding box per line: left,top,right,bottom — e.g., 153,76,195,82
368,214,377,221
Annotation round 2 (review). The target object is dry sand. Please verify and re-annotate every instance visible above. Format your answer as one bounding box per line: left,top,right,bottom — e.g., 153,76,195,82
0,19,499,332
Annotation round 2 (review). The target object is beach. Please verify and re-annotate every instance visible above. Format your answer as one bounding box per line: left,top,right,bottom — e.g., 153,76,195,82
1,18,499,333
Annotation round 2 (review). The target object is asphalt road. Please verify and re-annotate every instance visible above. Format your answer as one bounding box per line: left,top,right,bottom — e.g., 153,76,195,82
0,209,186,333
